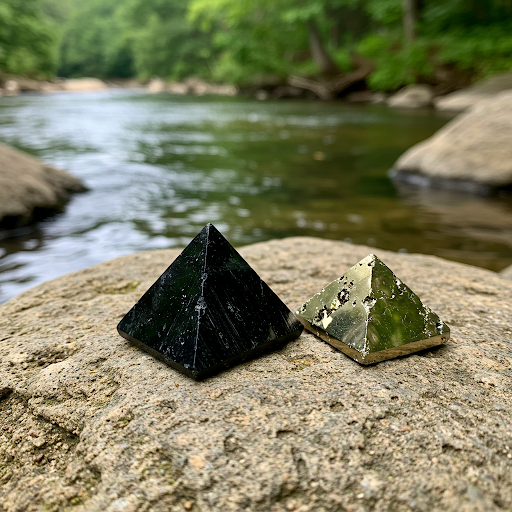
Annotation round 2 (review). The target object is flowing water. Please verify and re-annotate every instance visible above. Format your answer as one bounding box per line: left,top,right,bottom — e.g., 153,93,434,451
1,89,512,303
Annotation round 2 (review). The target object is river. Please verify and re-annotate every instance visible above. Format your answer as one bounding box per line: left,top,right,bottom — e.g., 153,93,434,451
1,89,512,303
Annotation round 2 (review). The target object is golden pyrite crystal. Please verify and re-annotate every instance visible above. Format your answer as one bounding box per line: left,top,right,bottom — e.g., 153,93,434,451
296,254,449,364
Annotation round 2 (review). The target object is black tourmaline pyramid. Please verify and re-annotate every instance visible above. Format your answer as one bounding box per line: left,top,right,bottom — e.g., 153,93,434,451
118,223,303,380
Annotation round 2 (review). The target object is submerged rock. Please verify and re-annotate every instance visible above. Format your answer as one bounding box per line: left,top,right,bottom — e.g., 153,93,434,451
0,237,511,511
0,143,86,228
392,91,512,190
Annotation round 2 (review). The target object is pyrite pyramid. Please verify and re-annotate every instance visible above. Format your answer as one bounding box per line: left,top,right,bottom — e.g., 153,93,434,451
296,254,449,364
118,223,303,379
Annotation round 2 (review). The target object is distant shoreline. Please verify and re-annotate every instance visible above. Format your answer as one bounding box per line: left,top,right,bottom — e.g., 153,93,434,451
3,72,512,115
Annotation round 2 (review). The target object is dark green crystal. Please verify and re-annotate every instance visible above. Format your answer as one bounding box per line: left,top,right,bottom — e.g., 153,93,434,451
118,223,303,379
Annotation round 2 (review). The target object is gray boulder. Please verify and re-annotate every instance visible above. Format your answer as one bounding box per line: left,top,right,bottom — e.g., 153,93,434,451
1,237,511,511
435,71,512,111
392,91,512,189
387,84,434,109
0,143,86,228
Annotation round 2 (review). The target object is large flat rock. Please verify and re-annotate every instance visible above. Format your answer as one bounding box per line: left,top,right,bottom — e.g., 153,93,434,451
0,143,85,228
1,237,511,512
392,91,512,189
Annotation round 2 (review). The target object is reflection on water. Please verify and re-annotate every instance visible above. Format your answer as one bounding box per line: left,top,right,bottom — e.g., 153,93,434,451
0,90,511,302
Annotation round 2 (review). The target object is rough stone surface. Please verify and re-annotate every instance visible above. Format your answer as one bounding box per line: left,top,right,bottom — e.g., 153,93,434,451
0,142,86,228
1,237,512,512
393,91,512,188
435,72,512,111
387,84,434,109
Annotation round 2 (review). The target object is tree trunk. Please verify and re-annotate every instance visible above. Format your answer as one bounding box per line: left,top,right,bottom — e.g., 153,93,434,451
307,19,339,76
402,0,417,41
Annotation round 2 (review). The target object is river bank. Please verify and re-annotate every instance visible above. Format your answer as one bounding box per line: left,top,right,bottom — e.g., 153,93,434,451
3,71,512,113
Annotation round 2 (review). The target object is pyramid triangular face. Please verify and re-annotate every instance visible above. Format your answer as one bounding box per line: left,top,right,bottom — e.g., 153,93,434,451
118,224,303,379
296,254,450,364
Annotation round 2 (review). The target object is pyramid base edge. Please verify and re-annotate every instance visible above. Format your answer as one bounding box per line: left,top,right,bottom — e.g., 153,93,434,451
298,319,449,365
118,327,303,380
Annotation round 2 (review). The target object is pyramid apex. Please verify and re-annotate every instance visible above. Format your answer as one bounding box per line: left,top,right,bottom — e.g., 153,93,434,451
358,254,377,268
202,222,223,237
197,223,224,242
363,254,388,267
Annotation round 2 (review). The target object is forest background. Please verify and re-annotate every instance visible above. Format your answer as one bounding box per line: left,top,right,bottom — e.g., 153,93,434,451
1,0,512,93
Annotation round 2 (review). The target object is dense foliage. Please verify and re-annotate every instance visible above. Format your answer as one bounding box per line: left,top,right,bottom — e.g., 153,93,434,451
58,0,133,78
2,0,512,90
0,0,57,77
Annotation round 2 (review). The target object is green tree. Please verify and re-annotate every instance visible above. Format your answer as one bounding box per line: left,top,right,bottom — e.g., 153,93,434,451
359,0,512,89
57,0,213,80
189,0,322,83
120,0,213,80
58,0,134,78
40,0,82,24
188,0,401,83
35,0,512,91
0,0,57,77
